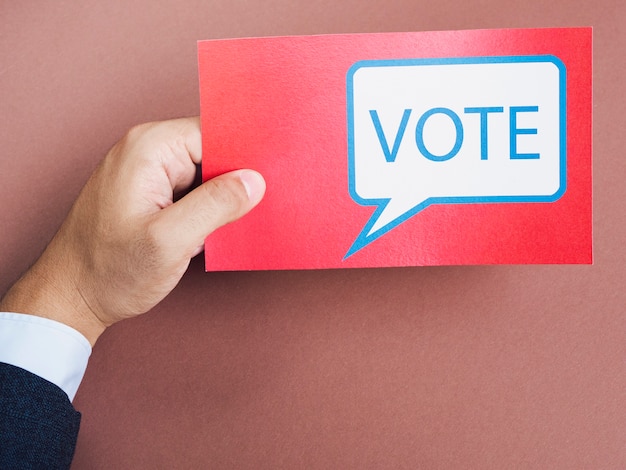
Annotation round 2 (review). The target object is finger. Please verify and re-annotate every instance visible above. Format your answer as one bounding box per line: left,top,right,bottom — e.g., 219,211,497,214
154,169,265,256
155,117,202,193
178,116,202,165
122,117,202,195
148,116,202,163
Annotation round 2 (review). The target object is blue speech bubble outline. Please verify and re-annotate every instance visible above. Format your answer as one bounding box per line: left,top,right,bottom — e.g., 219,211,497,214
345,55,567,259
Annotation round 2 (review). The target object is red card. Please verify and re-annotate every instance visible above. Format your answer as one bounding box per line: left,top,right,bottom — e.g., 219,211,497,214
199,28,592,271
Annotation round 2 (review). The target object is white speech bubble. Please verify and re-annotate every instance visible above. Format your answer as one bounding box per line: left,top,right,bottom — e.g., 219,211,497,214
345,56,566,258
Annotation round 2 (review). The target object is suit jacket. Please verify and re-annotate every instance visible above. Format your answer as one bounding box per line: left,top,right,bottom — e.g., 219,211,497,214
0,362,80,469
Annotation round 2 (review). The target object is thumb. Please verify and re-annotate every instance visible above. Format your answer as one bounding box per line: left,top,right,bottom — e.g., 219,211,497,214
157,169,265,256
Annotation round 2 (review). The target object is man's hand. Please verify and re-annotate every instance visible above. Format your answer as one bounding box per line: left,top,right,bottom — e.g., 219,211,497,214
0,117,265,345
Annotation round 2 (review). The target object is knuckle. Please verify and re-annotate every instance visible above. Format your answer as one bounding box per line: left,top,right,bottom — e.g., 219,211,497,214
124,122,154,142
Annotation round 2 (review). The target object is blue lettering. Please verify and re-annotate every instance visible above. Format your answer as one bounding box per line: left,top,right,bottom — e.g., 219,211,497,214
464,107,504,160
415,107,464,162
369,109,412,163
366,105,540,162
510,106,540,159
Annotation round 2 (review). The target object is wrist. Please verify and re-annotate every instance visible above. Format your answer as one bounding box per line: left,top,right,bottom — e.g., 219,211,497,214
0,253,106,347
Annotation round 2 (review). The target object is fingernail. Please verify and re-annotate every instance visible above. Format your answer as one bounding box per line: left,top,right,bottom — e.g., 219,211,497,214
239,170,266,204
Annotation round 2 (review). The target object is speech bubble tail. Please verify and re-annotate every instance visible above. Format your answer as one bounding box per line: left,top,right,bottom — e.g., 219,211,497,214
344,232,372,259
344,198,430,259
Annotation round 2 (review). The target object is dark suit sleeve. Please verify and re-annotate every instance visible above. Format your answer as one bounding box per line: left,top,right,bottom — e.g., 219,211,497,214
0,362,81,470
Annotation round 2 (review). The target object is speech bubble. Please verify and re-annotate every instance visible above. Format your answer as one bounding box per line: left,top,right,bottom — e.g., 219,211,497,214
345,55,566,258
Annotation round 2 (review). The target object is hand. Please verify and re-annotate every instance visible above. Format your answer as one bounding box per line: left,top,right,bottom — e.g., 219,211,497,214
0,117,265,345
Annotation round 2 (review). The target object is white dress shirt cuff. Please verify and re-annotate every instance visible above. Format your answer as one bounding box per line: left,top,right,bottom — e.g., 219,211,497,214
0,312,91,401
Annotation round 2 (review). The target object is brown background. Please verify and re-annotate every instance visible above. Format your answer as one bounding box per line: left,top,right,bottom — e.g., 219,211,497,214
1,1,624,468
